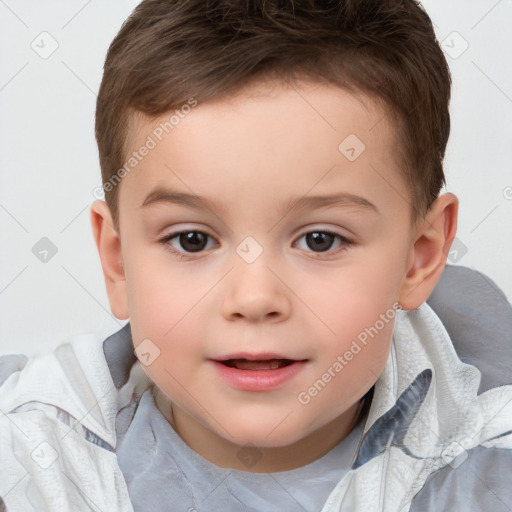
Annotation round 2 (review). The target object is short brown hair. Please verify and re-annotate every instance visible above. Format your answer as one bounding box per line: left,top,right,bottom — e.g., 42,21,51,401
95,0,451,231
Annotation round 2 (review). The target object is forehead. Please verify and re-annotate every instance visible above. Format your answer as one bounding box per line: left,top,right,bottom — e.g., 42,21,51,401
125,78,395,156
118,79,407,223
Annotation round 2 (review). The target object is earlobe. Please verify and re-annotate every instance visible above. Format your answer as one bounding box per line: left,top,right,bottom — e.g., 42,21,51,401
398,193,458,310
90,200,129,320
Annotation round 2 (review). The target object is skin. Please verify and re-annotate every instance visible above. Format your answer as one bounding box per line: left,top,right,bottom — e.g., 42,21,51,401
91,78,458,473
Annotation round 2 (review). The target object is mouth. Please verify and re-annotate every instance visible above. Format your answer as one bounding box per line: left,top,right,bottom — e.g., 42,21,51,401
210,352,308,391
214,352,306,370
220,358,295,370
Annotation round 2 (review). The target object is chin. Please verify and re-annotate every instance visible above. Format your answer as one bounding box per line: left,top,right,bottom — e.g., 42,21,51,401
223,420,308,449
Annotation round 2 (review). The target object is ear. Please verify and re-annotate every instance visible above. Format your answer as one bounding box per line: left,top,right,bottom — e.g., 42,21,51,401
90,200,129,320
398,193,458,310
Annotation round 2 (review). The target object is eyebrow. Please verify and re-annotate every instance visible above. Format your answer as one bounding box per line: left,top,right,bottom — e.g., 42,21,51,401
141,189,228,213
285,192,378,214
140,187,379,215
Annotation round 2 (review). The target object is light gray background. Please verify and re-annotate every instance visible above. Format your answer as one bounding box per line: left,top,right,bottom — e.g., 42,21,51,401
1,0,511,357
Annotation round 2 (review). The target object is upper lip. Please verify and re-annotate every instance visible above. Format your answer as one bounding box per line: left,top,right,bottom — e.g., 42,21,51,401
213,352,306,361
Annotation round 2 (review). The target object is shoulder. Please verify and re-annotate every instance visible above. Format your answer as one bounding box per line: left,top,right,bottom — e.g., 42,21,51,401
0,328,142,511
410,445,512,511
0,330,120,442
0,325,150,443
427,264,512,391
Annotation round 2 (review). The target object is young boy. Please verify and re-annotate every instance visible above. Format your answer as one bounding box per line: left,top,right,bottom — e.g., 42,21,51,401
1,0,512,511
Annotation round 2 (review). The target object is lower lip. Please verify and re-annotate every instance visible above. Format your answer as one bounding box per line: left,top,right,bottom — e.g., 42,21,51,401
210,360,307,391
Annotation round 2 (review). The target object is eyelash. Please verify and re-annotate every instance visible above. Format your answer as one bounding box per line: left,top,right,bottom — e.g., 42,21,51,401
158,229,354,260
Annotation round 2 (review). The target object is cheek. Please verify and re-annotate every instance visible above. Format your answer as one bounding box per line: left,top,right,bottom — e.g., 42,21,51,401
128,282,205,402
321,318,393,390
297,263,401,339
124,246,206,335
302,319,394,429
293,262,399,404
123,250,212,389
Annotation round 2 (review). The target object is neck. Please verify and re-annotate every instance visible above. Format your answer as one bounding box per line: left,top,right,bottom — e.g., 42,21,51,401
153,386,366,473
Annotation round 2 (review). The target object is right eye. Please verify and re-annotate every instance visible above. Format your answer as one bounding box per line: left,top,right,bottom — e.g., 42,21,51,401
159,230,218,257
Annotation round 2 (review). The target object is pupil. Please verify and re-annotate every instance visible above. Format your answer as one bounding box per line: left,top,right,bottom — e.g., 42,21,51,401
307,232,333,252
180,232,207,252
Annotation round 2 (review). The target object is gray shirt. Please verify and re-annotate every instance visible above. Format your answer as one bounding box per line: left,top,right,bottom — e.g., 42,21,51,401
117,388,366,512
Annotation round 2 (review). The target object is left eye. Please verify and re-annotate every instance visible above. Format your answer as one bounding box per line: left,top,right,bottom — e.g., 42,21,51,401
294,231,351,254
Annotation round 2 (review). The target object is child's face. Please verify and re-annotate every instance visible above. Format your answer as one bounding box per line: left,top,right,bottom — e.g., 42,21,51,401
110,79,424,468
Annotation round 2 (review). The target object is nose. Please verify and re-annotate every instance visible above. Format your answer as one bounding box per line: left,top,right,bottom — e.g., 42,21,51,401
222,257,291,323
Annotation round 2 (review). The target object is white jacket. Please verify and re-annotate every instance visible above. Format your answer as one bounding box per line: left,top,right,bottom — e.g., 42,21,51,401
1,302,512,511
